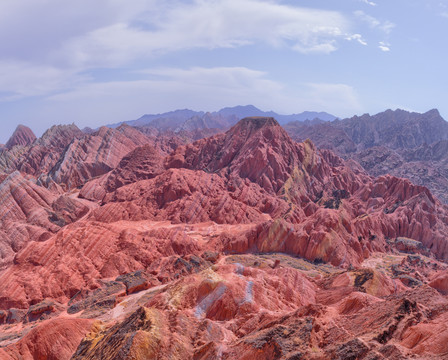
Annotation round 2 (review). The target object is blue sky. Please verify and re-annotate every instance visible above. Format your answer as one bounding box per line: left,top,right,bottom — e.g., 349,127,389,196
0,0,448,142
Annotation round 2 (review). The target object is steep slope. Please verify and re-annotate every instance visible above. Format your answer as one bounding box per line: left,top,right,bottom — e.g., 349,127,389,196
1,318,93,360
287,108,448,152
166,117,326,194
79,144,166,201
339,108,448,150
286,108,448,204
0,124,84,177
0,171,91,269
90,117,448,266
49,125,151,189
5,125,36,149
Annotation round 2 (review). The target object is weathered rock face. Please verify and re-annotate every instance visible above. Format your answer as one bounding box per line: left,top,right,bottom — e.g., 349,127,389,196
49,125,151,189
92,117,448,266
5,125,36,149
166,117,311,194
104,144,165,192
0,124,85,178
60,257,448,360
2,318,93,360
0,171,90,269
285,120,357,154
285,108,448,204
0,220,204,309
94,168,286,224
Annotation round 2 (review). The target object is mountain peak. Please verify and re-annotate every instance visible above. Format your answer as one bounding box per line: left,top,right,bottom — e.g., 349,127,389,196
236,116,280,129
424,108,441,117
5,124,36,149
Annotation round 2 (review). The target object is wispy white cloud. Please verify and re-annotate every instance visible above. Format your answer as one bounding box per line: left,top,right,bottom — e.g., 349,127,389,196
354,10,395,34
346,33,368,45
360,0,377,6
0,0,364,121
0,61,87,101
379,21,395,34
378,41,391,52
47,66,285,116
0,0,157,63
303,83,362,114
56,0,353,67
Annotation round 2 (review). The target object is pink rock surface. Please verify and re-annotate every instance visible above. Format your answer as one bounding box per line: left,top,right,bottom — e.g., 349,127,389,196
5,125,36,149
50,125,151,189
0,116,447,359
2,318,93,360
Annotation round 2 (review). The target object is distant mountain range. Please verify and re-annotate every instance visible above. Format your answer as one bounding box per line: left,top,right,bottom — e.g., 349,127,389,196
107,105,337,131
285,108,448,204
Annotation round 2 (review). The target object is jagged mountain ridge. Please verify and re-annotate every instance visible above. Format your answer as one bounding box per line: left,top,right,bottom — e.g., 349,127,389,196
286,108,448,204
5,125,36,150
107,104,337,131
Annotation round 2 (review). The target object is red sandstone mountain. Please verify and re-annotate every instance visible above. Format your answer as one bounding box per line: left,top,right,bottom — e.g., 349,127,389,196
48,125,151,189
0,171,93,270
0,124,84,177
286,108,448,204
5,125,36,149
0,116,448,359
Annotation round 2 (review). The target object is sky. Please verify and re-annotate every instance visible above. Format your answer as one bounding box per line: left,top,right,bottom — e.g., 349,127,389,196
1,0,448,142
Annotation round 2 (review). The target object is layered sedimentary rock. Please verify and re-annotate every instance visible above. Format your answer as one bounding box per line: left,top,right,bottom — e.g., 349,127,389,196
0,171,90,269
0,124,84,178
1,318,93,360
0,115,447,359
285,108,448,204
49,125,151,189
5,125,36,149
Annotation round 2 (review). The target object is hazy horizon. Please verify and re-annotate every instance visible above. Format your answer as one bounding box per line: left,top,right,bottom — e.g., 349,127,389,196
1,0,447,142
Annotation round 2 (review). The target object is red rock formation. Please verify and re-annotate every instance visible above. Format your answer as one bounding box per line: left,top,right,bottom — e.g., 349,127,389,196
0,115,447,359
285,108,448,204
0,124,84,178
166,117,309,194
87,117,448,267
0,171,90,269
2,318,93,360
94,168,286,224
50,125,151,189
104,144,164,192
0,220,204,308
5,125,36,149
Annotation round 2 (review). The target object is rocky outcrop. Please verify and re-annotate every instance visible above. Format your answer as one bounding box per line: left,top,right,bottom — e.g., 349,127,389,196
5,125,36,149
0,124,84,178
104,144,165,192
166,117,308,194
71,307,162,360
0,171,90,269
0,220,203,308
49,125,150,189
94,168,287,224
2,318,93,360
285,108,448,204
87,118,448,267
